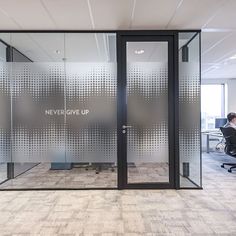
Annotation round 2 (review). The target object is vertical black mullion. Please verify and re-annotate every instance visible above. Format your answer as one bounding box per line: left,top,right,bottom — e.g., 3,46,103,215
122,38,128,188
6,46,14,179
7,162,14,179
117,33,127,189
6,46,13,62
174,32,180,189
168,36,175,188
117,32,122,189
122,37,128,188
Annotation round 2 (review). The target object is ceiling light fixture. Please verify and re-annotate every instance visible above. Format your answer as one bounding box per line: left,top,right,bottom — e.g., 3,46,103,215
229,54,236,60
55,50,61,54
134,49,144,55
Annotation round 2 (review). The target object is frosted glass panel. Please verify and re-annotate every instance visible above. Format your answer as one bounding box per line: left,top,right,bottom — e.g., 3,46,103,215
0,61,10,183
127,42,169,183
0,32,117,189
179,33,201,188
65,63,117,163
12,62,66,163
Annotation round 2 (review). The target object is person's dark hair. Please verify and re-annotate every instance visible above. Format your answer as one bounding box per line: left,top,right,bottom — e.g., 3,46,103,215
227,112,236,122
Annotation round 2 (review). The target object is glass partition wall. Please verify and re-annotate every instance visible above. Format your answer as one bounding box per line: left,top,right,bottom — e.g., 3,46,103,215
0,33,117,189
0,31,201,189
178,32,201,188
0,40,8,185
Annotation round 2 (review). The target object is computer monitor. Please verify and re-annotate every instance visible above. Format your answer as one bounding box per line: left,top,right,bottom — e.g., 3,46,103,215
215,118,227,128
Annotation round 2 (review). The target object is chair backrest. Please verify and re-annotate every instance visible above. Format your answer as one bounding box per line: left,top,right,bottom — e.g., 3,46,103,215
220,127,236,154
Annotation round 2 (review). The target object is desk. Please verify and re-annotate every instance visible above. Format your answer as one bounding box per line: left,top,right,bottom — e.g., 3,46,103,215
202,131,224,153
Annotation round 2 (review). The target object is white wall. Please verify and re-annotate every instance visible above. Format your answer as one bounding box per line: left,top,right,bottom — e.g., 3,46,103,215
227,79,236,113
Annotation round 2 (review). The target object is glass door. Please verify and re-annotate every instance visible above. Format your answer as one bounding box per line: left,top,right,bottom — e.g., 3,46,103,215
119,35,175,189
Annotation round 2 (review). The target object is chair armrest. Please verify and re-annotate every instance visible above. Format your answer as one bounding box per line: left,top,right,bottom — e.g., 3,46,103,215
230,150,236,156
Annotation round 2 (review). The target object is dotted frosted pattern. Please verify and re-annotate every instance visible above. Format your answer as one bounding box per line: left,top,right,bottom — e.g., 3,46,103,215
12,63,66,162
127,62,169,163
179,63,201,186
3,62,117,163
0,63,11,162
66,63,117,162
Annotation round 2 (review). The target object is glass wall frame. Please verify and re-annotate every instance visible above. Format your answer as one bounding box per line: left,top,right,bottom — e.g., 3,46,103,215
178,32,202,189
0,32,118,190
0,30,201,190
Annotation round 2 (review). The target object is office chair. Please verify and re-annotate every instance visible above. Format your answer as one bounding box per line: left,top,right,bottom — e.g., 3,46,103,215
220,127,236,172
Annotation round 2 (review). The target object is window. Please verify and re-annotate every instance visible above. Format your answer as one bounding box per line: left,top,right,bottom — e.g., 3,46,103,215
201,84,226,130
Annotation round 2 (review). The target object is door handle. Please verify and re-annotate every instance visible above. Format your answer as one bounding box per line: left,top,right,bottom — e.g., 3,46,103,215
122,125,132,129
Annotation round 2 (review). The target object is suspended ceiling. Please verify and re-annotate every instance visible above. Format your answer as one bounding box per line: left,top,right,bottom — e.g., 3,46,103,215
0,0,235,79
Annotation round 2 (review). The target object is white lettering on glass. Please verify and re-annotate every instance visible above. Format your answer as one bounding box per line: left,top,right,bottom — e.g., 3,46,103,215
45,109,89,116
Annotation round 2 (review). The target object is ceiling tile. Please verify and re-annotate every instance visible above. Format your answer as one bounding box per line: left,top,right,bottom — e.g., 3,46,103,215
132,0,180,29
202,33,236,64
203,63,236,79
204,0,236,29
201,31,231,54
41,0,92,29
90,0,134,29
168,0,224,29
0,0,55,29
0,10,20,29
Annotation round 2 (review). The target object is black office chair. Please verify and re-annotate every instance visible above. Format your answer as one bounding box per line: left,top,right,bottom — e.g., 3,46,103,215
220,127,236,172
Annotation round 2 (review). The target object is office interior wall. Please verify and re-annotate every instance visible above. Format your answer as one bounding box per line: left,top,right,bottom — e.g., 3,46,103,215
0,40,9,183
10,47,39,178
179,33,201,188
226,79,236,113
0,31,201,189
10,62,117,164
0,33,117,189
65,63,117,163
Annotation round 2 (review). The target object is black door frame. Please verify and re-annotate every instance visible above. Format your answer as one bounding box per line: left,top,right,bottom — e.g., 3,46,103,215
117,32,178,189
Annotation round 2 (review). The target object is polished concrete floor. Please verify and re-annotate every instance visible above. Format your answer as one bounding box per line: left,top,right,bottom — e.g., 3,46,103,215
0,152,235,235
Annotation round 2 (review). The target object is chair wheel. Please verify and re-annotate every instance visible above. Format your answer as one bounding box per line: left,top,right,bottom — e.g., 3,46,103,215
228,169,232,173
221,165,224,168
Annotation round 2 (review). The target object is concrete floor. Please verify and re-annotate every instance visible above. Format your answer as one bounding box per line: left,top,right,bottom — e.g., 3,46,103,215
0,152,235,235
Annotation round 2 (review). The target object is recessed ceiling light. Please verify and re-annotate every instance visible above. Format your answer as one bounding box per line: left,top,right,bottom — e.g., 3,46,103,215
134,49,144,55
55,50,61,54
229,54,236,60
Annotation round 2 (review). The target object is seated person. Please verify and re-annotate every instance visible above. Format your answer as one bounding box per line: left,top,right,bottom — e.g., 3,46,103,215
223,112,236,156
224,112,236,129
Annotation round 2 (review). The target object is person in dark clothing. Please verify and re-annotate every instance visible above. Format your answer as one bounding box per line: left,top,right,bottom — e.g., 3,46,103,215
224,112,236,129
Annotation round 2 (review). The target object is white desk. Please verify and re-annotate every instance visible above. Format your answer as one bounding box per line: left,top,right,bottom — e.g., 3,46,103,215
202,130,224,153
